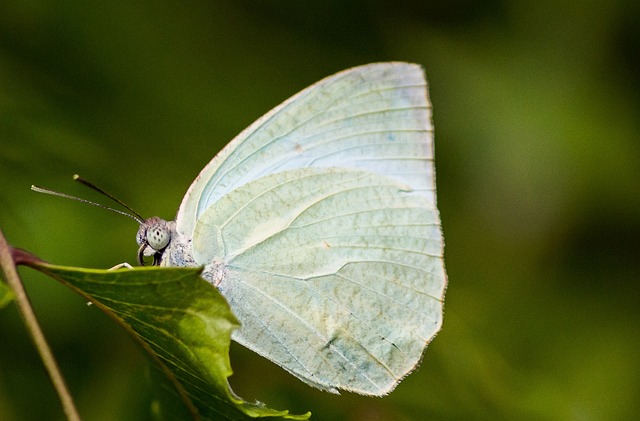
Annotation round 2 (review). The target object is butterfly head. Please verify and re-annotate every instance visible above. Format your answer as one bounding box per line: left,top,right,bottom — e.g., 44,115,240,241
136,217,173,266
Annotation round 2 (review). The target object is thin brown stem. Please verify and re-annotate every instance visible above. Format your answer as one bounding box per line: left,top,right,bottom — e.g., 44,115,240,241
0,228,81,421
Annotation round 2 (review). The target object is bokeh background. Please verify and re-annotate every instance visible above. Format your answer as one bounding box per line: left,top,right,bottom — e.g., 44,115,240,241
1,1,639,420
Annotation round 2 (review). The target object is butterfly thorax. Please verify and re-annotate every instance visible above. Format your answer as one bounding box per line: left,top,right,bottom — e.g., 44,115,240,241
160,230,197,268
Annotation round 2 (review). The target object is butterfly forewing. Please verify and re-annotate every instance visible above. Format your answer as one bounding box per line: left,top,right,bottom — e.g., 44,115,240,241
176,63,435,237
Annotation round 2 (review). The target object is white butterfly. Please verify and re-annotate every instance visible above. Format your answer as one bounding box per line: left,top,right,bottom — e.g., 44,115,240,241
136,62,447,396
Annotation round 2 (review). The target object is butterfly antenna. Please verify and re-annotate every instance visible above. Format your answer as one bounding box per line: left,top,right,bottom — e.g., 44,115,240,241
72,174,145,222
31,177,145,224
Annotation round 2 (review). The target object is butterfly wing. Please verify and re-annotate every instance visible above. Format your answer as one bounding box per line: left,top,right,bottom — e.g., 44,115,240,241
174,62,446,395
175,62,435,237
192,167,445,395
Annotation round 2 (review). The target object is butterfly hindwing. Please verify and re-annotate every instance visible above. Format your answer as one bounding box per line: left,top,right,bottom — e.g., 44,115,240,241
192,167,445,395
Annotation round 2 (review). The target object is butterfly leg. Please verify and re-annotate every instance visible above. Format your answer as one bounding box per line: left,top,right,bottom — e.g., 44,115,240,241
108,262,134,270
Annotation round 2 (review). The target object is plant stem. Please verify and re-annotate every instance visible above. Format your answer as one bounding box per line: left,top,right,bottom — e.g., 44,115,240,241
0,228,81,421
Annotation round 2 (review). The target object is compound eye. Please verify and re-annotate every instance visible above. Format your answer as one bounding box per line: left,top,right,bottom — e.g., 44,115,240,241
146,224,170,251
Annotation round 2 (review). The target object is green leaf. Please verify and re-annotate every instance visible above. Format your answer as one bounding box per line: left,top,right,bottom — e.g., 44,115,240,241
0,278,14,309
28,262,311,420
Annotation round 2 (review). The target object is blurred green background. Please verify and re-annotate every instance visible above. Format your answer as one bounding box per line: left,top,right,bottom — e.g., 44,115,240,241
1,1,639,420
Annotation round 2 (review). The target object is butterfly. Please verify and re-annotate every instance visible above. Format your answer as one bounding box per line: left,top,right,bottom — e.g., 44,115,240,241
134,62,447,396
